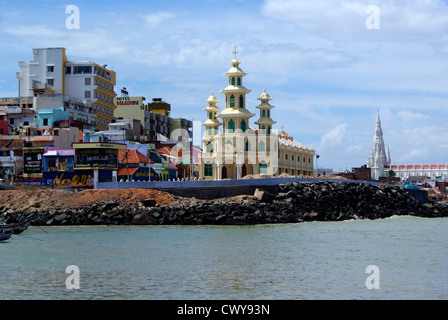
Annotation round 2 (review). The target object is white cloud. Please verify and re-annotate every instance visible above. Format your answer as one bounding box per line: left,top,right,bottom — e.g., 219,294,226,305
319,124,347,148
261,0,448,43
142,11,176,29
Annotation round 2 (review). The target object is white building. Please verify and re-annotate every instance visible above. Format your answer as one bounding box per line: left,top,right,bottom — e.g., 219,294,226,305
16,48,116,130
389,164,448,181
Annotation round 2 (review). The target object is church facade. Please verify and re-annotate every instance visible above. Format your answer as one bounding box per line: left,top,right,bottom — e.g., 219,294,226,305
199,53,315,180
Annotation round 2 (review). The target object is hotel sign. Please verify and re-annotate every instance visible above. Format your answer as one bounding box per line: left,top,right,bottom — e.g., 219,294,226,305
115,97,145,106
72,143,126,170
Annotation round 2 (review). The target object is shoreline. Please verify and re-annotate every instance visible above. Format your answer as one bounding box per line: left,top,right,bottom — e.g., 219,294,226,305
1,181,447,226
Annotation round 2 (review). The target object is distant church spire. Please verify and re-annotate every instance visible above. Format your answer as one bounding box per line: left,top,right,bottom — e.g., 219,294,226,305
367,111,391,180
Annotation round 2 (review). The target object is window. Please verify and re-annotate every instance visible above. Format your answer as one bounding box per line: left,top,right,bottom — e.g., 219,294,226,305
231,77,235,85
43,118,48,126
267,126,271,134
267,110,270,117
204,164,213,177
259,162,268,174
47,66,54,72
262,110,266,117
230,95,235,108
209,112,213,120
239,95,244,108
237,77,241,85
47,79,54,86
74,66,92,74
85,78,91,86
245,140,251,151
206,142,213,153
258,140,265,152
85,91,91,99
240,119,246,133
65,66,71,74
228,119,235,133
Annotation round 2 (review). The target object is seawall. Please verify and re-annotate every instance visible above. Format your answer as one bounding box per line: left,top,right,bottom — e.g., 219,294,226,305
98,177,393,200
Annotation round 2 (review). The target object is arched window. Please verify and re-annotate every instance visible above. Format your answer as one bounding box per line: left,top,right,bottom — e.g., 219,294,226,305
267,110,270,117
267,126,271,134
209,112,213,119
237,77,241,85
204,163,213,177
239,95,244,108
261,125,266,133
240,119,246,133
231,77,235,85
258,140,265,151
228,119,235,133
230,94,235,108
259,161,268,174
208,127,212,135
245,140,251,151
262,110,266,117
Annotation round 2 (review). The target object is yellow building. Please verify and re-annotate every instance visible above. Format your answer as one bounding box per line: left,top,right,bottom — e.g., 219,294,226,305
200,53,314,180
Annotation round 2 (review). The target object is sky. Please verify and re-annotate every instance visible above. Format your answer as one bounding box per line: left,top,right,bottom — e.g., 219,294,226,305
0,0,447,171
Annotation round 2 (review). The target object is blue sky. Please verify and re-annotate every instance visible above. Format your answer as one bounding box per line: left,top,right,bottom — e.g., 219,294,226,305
0,0,447,171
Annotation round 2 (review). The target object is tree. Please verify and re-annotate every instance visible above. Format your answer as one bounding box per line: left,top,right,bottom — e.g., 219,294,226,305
386,169,396,178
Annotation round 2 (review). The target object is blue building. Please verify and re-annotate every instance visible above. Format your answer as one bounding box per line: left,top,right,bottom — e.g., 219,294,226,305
37,108,69,128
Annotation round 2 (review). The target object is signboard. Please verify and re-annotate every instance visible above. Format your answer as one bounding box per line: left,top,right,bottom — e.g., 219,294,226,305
23,147,44,178
72,143,126,170
115,96,145,106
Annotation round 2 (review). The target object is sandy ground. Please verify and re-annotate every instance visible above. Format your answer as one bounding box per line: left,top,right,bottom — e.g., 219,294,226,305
0,188,181,211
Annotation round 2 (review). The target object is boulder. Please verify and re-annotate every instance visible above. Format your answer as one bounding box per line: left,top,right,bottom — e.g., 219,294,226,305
254,188,276,203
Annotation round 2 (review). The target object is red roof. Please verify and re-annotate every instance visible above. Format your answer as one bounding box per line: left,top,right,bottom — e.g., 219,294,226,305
118,149,150,164
117,168,139,176
156,146,172,156
431,164,438,168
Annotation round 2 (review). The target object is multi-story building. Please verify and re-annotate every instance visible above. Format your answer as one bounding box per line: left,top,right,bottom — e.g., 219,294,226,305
114,96,193,143
65,61,116,130
15,47,116,130
114,96,151,140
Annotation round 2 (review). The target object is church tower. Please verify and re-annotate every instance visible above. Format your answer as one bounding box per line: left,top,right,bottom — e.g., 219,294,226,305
255,89,276,134
367,111,391,180
218,49,255,134
202,91,222,153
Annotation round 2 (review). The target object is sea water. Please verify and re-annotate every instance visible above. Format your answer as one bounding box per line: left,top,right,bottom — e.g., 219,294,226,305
1,216,447,300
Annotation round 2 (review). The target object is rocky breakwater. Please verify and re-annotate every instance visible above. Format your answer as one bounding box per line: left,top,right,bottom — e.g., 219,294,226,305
1,181,447,226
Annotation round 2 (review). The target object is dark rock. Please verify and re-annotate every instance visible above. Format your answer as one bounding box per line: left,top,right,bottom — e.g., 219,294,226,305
142,199,156,207
254,188,276,203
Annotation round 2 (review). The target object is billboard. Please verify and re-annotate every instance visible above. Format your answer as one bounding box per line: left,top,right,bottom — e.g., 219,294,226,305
72,143,126,170
23,147,44,178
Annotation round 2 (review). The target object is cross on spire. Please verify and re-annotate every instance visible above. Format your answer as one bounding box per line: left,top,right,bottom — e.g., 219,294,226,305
233,46,239,59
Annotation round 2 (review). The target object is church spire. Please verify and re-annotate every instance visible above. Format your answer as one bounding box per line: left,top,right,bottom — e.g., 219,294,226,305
255,88,276,134
367,111,390,179
218,51,255,133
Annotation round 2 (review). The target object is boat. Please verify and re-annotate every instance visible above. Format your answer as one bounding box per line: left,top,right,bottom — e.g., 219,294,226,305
0,220,31,235
0,229,12,241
